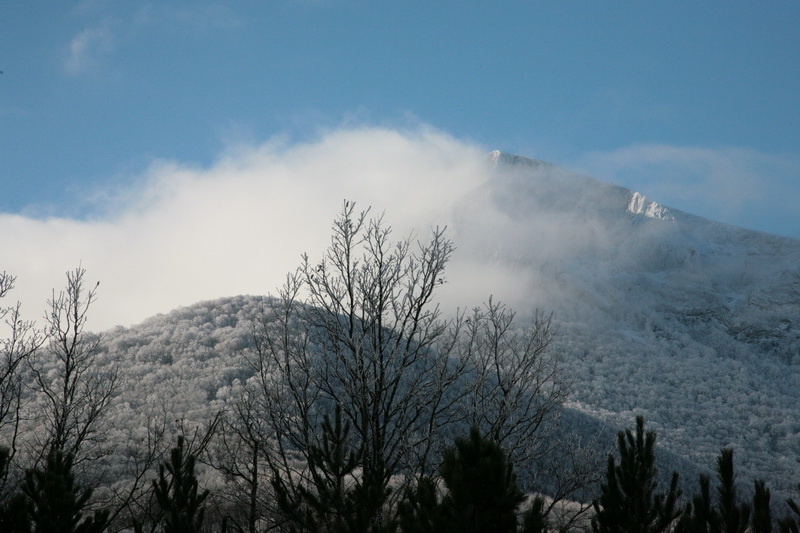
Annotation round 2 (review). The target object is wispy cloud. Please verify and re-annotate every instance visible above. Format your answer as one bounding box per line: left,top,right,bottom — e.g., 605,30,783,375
63,4,242,76
63,23,114,76
574,144,800,237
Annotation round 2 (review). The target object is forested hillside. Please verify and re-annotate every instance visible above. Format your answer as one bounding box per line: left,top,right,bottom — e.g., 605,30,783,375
2,154,800,531
447,152,800,499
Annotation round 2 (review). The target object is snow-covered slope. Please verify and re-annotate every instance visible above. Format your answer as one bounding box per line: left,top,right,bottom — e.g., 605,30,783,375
450,151,800,500
89,151,800,505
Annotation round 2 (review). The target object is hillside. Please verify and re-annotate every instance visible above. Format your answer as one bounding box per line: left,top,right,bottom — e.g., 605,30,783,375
8,150,795,521
447,151,800,498
79,151,800,508
95,294,702,504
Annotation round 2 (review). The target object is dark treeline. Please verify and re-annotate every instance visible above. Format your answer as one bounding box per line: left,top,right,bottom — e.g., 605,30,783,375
3,414,800,532
1,202,798,532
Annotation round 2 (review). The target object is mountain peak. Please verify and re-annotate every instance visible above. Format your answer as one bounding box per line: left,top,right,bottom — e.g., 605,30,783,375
486,150,674,225
488,150,548,169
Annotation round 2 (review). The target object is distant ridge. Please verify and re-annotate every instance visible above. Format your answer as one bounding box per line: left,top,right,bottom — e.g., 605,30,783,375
96,151,800,507
452,150,800,502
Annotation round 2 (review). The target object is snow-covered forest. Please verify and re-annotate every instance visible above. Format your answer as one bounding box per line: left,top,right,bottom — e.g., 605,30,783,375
2,154,800,532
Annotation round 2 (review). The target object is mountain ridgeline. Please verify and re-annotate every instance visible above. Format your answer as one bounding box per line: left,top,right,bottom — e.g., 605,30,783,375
45,152,800,515
464,151,800,496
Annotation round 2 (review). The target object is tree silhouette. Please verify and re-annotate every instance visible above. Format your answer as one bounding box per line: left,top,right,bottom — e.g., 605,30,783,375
272,403,376,533
675,473,717,533
400,426,545,533
138,435,209,533
716,449,750,533
439,426,527,533
592,416,681,533
676,449,758,533
751,479,771,533
21,448,108,533
779,485,800,532
398,476,445,533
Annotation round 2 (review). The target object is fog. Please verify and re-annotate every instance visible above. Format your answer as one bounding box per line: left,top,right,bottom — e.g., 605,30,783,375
3,124,797,333
1,126,503,331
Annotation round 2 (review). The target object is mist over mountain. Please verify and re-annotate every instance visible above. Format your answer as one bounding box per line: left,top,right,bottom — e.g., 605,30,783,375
93,151,800,506
447,151,800,496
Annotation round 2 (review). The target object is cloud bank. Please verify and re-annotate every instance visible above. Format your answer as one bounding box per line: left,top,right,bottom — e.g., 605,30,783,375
3,125,798,333
1,126,489,331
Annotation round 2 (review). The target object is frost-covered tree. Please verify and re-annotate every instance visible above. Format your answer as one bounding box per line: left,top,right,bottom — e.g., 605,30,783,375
241,201,570,530
30,267,118,466
454,299,564,467
450,297,592,523
249,201,465,529
214,384,266,533
0,272,43,496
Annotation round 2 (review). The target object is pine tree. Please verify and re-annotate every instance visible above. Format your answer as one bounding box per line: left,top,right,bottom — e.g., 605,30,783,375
21,448,108,533
675,449,759,533
399,426,549,533
521,496,550,533
716,449,750,533
0,446,30,533
778,485,800,533
751,479,771,533
148,435,209,533
675,474,718,533
438,426,527,533
397,476,445,533
591,416,681,533
272,404,368,533
0,447,29,532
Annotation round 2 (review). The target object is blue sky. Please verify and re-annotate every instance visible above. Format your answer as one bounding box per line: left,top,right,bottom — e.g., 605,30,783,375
2,1,800,329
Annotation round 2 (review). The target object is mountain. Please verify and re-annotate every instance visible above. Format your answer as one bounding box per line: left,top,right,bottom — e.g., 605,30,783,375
88,151,800,507
450,151,800,498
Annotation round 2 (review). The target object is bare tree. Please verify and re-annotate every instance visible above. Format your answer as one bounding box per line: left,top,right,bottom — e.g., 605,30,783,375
231,201,576,531
243,202,468,530
455,298,564,466
125,411,222,533
452,297,602,528
30,267,118,466
0,272,44,499
213,382,271,533
99,407,172,532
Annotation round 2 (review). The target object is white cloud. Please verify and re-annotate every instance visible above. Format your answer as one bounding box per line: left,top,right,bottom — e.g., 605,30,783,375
1,126,488,331
6,129,797,334
64,23,114,76
63,4,241,77
573,144,800,238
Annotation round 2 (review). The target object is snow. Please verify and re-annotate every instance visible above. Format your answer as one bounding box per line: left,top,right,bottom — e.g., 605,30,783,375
451,151,800,501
